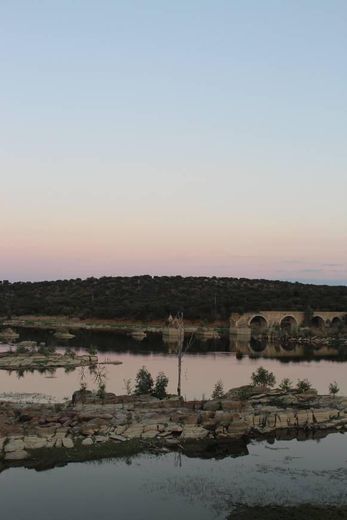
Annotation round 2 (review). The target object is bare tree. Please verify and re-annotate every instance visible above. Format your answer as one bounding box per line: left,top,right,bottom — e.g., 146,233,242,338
176,312,194,397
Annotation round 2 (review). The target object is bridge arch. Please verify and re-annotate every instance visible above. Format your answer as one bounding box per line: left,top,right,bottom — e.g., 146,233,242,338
280,315,298,333
248,315,268,334
330,316,343,330
311,316,325,330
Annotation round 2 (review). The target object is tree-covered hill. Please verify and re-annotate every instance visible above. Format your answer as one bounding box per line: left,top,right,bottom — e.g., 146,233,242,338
0,276,347,321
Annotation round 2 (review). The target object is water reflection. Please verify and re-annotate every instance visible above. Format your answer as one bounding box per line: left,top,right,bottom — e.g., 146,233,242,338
1,434,347,520
5,326,347,362
229,336,347,361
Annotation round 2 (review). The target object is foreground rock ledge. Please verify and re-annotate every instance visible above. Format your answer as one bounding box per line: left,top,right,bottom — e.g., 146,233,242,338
0,386,346,470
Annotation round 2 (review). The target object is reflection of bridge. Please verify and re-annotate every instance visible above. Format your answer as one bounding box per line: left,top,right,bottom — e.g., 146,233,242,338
230,310,346,336
229,337,341,358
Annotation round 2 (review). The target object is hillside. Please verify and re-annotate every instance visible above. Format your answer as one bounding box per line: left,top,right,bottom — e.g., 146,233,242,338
1,276,347,322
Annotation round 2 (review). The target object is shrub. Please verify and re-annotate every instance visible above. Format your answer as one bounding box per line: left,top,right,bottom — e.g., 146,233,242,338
279,378,293,392
329,381,340,396
152,372,169,399
211,379,224,399
135,366,154,395
38,344,56,356
251,366,276,387
296,378,312,393
96,382,106,399
64,347,76,358
16,344,29,354
123,378,133,395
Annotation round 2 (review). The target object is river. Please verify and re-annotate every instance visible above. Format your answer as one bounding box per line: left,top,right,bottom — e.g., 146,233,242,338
0,327,346,401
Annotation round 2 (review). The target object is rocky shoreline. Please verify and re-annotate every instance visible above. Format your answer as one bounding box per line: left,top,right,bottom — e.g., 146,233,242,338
0,386,346,472
0,349,121,371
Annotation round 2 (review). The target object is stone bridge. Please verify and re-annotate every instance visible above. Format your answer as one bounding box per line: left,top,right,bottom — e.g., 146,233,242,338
230,310,346,336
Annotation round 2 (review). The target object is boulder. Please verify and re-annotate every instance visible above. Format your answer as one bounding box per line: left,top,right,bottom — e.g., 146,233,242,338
109,433,127,442
122,424,144,439
24,436,47,450
81,437,93,446
141,430,158,439
62,437,74,448
221,400,244,411
94,435,108,443
5,438,25,452
5,450,28,461
0,437,6,450
181,426,209,440
203,400,221,412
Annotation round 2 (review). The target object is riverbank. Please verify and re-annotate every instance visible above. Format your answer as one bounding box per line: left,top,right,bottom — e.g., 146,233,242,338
0,315,229,344
0,386,346,472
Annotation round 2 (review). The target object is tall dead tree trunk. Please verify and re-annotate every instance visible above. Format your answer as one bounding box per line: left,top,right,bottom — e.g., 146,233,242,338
176,312,184,397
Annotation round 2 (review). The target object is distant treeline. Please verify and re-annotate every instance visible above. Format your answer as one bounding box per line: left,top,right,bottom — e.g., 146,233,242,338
0,276,347,322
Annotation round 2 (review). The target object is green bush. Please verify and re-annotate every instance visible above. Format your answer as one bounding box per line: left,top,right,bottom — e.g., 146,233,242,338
296,378,312,393
329,381,340,396
152,372,169,399
16,344,29,354
279,378,293,392
38,344,56,356
134,366,154,395
251,366,276,387
211,379,224,399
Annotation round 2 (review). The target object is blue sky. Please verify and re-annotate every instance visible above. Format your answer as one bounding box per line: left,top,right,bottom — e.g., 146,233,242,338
1,1,346,283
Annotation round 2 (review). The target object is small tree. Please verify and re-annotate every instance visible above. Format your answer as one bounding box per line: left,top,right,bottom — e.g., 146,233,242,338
251,366,276,387
152,372,169,399
79,366,87,393
94,365,107,400
16,344,29,354
329,381,340,397
211,379,224,399
296,378,312,393
279,378,293,392
135,366,154,395
123,378,133,395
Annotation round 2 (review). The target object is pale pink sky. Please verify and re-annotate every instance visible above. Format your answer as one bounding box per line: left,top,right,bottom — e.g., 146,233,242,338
1,2,346,284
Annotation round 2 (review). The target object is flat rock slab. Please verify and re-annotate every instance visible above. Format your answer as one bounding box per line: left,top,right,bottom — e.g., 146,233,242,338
5,450,28,460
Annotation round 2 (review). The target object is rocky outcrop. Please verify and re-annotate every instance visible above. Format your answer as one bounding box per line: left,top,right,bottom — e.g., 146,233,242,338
0,389,346,468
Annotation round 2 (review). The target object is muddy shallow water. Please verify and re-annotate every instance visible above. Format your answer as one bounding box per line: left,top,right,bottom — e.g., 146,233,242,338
1,433,347,520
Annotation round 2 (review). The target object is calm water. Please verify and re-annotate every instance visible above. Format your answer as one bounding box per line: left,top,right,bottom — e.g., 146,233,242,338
0,328,346,400
1,328,347,518
1,434,347,519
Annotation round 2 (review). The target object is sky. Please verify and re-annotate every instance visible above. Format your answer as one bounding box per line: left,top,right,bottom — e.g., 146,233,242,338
1,0,346,284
